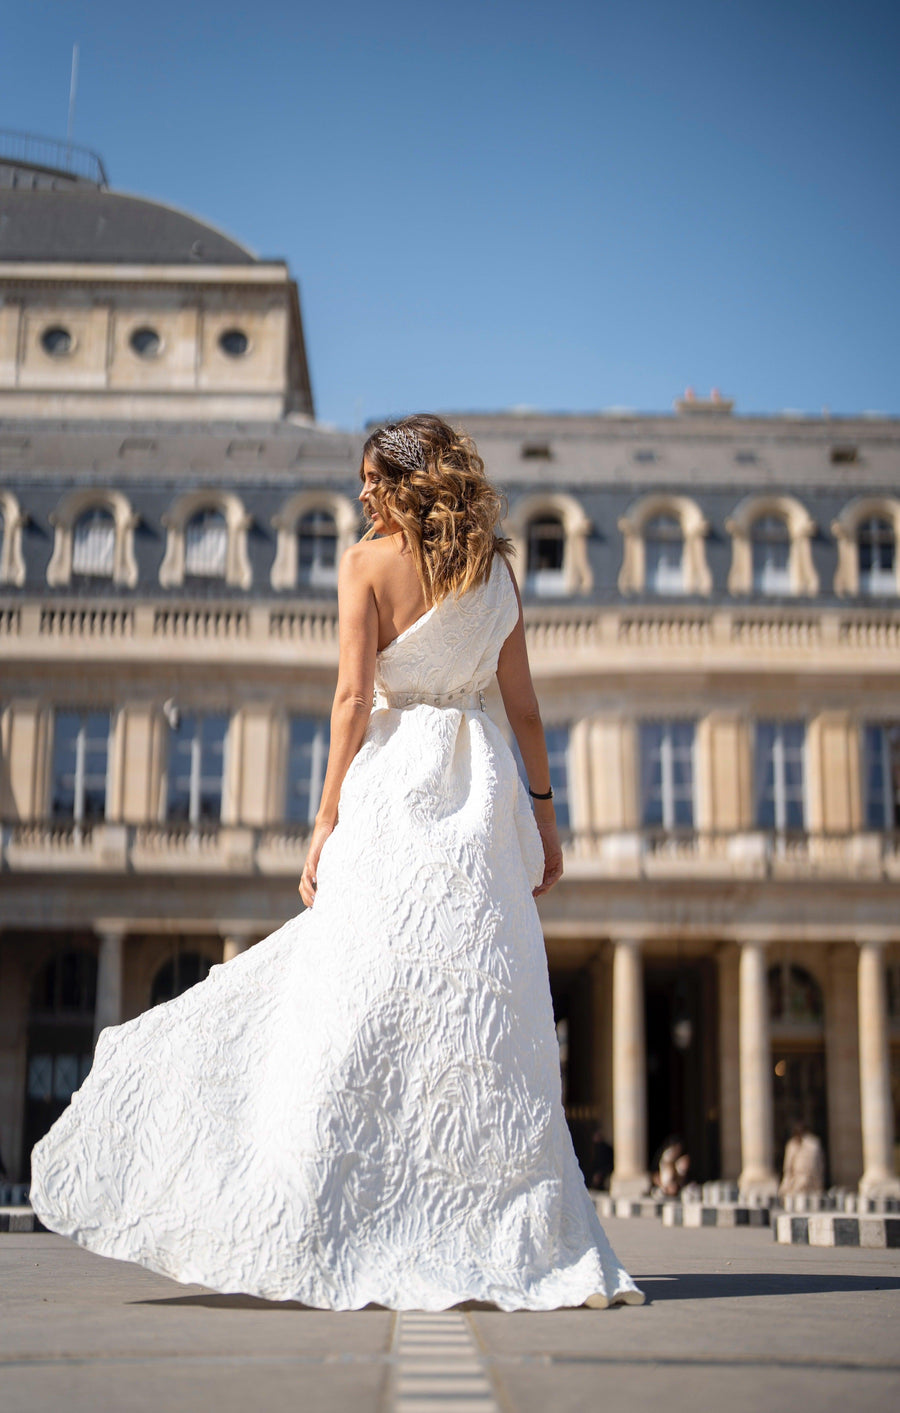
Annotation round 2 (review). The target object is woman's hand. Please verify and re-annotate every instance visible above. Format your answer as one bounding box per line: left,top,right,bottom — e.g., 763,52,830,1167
533,818,564,897
299,820,335,909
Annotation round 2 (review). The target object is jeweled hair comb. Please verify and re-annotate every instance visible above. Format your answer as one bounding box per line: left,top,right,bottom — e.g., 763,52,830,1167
378,426,426,472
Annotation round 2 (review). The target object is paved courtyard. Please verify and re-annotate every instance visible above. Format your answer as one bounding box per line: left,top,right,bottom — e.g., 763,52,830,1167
3,1216,899,1413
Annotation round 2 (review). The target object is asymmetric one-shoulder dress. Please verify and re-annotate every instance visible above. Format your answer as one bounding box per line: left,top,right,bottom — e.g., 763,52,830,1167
29,553,644,1312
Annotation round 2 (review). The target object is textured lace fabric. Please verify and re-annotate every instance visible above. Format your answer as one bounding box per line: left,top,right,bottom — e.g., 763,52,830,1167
29,554,644,1312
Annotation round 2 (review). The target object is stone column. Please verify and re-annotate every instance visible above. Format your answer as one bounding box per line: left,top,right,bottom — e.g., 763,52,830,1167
93,929,125,1044
222,933,255,963
857,940,900,1197
738,940,778,1197
610,938,649,1196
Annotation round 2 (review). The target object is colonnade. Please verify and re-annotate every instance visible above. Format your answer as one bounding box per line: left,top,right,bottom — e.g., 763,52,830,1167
609,934,900,1197
91,928,257,1042
69,925,900,1198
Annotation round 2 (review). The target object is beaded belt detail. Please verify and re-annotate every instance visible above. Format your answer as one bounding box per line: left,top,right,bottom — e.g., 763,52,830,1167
373,683,487,712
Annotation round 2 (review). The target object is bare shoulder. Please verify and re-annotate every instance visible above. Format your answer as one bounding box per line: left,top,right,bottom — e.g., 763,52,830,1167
339,538,381,582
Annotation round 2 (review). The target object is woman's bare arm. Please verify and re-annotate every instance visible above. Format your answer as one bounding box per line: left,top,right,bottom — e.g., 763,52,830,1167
495,563,564,896
299,544,378,906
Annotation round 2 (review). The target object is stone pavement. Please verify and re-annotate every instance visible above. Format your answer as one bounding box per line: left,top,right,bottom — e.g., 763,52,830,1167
2,1217,899,1413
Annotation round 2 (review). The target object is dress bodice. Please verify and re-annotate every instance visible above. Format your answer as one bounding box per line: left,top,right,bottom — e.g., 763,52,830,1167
374,552,518,706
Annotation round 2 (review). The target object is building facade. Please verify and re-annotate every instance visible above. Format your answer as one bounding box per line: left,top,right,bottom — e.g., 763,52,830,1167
1,135,899,1198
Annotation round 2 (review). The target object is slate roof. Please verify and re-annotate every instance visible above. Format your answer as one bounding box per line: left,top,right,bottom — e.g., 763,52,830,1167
0,188,259,265
1,414,899,608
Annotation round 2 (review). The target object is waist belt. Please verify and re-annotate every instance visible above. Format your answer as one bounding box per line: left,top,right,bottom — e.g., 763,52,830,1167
373,681,487,712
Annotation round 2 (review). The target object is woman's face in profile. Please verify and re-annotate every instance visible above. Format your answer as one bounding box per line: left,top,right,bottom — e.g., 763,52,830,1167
359,458,394,534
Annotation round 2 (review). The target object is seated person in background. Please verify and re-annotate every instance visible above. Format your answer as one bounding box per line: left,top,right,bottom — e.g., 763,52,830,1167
778,1119,825,1197
652,1136,691,1197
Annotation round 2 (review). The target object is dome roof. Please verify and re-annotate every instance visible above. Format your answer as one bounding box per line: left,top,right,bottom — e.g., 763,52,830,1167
0,187,258,265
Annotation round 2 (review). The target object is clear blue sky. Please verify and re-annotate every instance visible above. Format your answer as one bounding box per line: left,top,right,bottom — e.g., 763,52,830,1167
2,0,898,426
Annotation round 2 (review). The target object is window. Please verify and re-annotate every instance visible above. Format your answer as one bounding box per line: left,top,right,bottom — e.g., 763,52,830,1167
727,495,818,596
151,950,214,1005
526,516,566,595
51,710,110,823
768,964,824,1027
219,328,249,357
184,510,228,579
298,511,338,588
72,508,116,579
751,515,791,594
130,326,162,358
832,498,900,597
286,716,331,824
644,514,684,594
30,949,97,1016
755,720,805,830
858,517,895,596
863,723,900,829
46,490,138,589
166,713,228,825
41,325,73,356
511,724,571,830
618,494,711,596
270,493,358,592
508,494,592,597
639,721,695,829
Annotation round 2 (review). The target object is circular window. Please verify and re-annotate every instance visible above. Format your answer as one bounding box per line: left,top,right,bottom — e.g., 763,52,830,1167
130,326,162,358
219,328,249,358
41,326,74,357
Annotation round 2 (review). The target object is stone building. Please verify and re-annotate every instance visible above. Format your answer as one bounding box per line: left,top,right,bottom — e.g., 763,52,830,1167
1,134,898,1199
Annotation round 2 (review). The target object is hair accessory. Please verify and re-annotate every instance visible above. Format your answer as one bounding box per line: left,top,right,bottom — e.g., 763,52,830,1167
378,426,426,472
528,786,554,800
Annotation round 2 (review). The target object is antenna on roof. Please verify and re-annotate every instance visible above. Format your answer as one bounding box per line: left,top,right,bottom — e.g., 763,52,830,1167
66,43,79,159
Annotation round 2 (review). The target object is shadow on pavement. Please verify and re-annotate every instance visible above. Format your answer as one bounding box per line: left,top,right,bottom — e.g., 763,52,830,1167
131,1293,390,1311
636,1272,900,1301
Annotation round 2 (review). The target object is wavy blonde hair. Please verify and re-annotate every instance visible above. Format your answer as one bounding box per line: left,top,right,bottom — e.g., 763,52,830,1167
361,413,511,604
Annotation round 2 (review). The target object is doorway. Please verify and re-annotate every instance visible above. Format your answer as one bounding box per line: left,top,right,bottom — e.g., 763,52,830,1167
644,959,719,1184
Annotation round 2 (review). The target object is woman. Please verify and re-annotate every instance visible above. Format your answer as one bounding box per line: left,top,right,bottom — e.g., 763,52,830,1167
29,414,644,1312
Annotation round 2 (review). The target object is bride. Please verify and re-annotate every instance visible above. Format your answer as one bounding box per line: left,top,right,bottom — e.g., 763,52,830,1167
29,414,644,1312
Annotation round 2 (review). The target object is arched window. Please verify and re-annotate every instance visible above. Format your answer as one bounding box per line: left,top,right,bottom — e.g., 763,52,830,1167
832,498,900,597
298,510,338,588
160,491,251,590
727,495,818,597
506,494,593,597
858,517,896,596
270,493,358,592
72,508,116,579
751,514,791,594
184,509,228,579
151,950,214,1006
46,490,138,588
526,515,566,594
644,514,684,594
768,963,824,1028
617,494,710,596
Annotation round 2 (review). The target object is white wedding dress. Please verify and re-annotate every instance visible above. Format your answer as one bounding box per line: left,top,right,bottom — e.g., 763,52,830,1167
29,554,644,1312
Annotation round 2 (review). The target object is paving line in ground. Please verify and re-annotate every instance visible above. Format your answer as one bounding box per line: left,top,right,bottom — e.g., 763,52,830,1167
391,1312,500,1413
